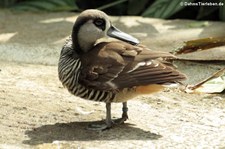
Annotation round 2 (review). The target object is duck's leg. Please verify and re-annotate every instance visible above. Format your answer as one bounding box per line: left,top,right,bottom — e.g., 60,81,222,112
114,102,128,124
122,102,128,121
103,102,129,126
87,102,113,131
105,102,113,127
87,102,128,130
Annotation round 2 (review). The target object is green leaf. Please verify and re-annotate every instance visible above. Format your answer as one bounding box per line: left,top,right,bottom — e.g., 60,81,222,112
187,21,209,28
64,0,77,6
219,0,225,21
0,0,17,7
96,0,128,10
142,0,195,18
11,0,78,11
12,5,41,11
19,1,57,11
127,0,149,15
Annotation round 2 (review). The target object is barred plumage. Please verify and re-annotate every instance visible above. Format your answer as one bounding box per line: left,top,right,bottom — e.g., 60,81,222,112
58,39,115,103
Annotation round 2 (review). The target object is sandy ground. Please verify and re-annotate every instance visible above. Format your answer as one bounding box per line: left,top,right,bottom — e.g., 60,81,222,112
0,10,225,148
1,61,225,149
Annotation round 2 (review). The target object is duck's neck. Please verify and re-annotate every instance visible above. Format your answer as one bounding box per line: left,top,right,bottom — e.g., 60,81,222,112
77,36,95,53
72,33,96,54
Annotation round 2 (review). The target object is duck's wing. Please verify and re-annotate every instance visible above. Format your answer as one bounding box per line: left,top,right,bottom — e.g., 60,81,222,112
79,41,186,91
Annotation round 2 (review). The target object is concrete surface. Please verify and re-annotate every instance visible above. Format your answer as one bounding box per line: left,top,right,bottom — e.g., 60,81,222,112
0,10,225,148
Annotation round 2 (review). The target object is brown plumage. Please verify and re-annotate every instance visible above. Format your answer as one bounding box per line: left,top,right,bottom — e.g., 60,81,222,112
58,9,186,130
80,41,185,92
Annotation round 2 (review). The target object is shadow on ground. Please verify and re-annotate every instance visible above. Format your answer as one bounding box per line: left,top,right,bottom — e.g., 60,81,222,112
23,121,162,145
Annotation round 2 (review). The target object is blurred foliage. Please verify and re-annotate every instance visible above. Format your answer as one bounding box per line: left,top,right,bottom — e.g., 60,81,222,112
142,0,195,18
0,0,224,21
1,0,79,11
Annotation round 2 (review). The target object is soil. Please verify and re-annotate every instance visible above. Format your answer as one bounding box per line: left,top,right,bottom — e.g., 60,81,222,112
1,61,225,148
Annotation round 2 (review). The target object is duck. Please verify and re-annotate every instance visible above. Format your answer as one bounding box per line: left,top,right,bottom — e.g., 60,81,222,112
58,9,186,130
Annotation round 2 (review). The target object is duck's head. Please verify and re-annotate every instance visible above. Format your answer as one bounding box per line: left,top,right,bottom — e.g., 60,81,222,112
72,9,139,53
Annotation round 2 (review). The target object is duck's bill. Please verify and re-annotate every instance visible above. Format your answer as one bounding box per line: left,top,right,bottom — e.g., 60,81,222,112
107,26,139,45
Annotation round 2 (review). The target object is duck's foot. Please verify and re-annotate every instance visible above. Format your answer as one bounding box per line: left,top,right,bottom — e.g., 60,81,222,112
113,113,128,124
86,102,128,131
87,116,127,131
87,122,112,131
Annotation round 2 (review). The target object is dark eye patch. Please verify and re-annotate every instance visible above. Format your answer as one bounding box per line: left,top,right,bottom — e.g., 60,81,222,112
93,18,106,31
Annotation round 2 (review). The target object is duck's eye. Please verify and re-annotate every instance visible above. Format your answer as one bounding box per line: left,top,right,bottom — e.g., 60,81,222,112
94,19,104,26
93,19,105,31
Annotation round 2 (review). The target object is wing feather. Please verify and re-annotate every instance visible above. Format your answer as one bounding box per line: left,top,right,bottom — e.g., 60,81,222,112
79,41,186,91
